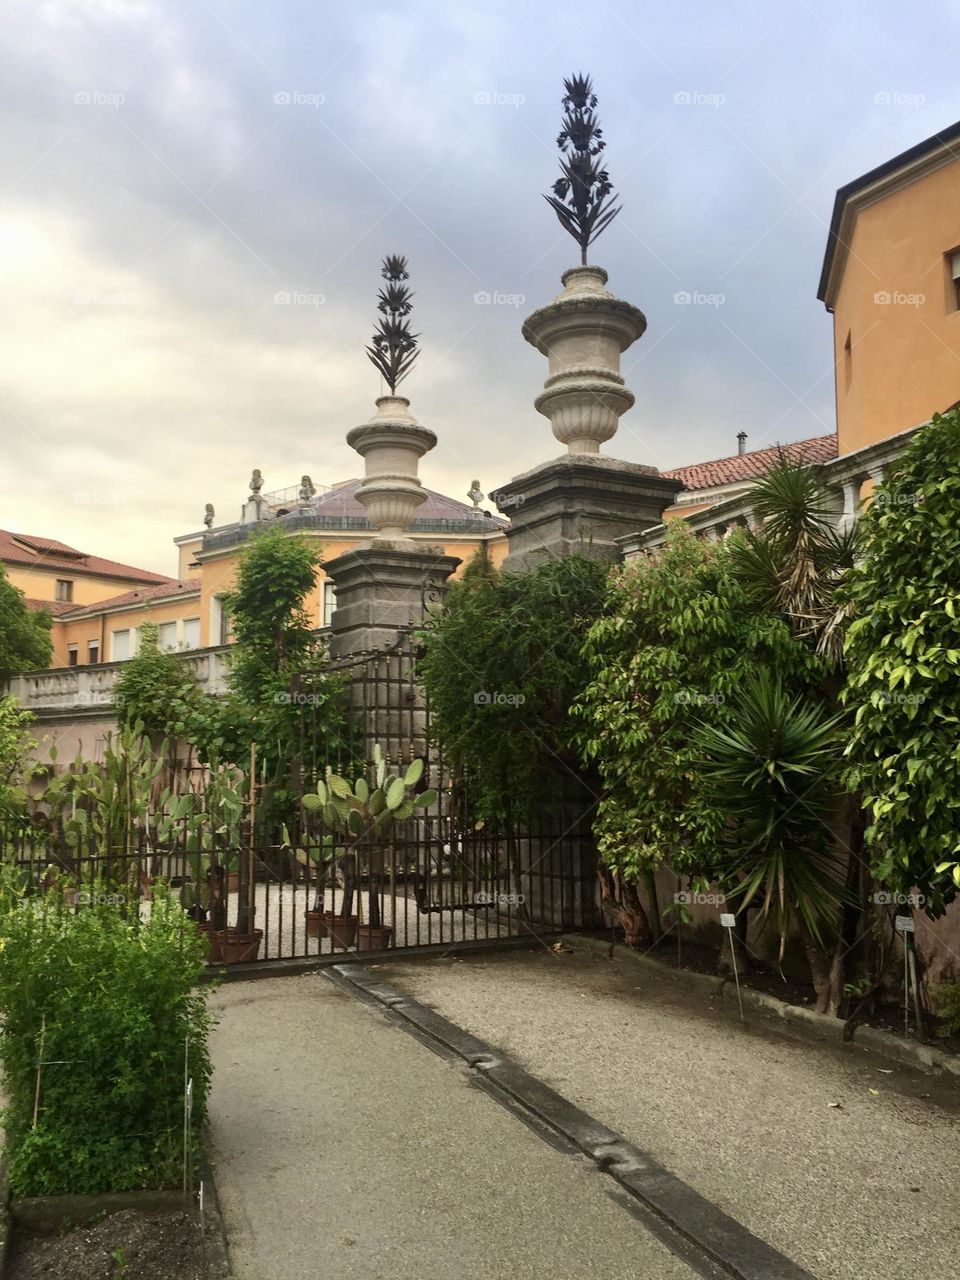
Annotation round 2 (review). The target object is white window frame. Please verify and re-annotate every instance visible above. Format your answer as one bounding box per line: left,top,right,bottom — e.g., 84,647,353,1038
111,629,131,661
182,617,201,650
322,581,337,629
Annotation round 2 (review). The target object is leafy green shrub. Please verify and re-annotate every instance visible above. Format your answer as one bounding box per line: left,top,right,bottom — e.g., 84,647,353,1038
695,669,847,957
113,623,213,744
0,564,52,678
418,552,608,821
931,981,960,1036
0,879,213,1195
843,408,960,912
574,521,820,884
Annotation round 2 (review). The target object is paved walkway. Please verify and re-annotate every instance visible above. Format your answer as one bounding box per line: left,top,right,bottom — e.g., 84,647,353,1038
380,947,960,1280
208,974,704,1280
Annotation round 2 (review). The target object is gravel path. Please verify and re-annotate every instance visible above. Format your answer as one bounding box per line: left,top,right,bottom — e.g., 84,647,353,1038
208,974,703,1280
377,945,960,1280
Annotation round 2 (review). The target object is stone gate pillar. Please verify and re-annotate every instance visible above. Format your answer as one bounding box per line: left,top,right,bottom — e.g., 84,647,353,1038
495,265,681,568
322,392,460,754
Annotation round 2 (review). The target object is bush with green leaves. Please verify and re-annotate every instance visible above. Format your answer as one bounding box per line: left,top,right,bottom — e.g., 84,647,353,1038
215,528,344,829
0,564,52,679
113,622,215,744
843,409,960,913
931,980,960,1037
0,879,213,1195
0,695,42,825
574,521,821,887
418,552,608,822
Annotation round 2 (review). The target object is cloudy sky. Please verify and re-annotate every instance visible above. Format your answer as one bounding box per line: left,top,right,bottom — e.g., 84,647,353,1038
2,0,958,573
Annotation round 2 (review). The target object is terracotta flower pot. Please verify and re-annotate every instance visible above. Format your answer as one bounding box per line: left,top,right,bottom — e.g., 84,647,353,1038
197,922,222,963
355,924,393,952
305,909,327,939
209,927,263,964
323,913,357,950
224,871,241,894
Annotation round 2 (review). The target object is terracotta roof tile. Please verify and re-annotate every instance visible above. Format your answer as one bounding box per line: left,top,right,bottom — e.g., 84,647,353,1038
22,597,78,617
0,529,174,586
62,578,201,620
665,434,837,493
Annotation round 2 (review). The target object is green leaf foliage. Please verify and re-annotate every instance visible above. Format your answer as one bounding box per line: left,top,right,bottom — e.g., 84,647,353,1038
842,409,960,910
0,878,213,1196
695,670,848,953
573,522,821,882
418,552,608,821
0,564,52,679
113,623,214,743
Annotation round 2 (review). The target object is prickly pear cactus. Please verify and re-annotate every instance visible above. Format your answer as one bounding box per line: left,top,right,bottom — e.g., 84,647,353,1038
299,744,436,844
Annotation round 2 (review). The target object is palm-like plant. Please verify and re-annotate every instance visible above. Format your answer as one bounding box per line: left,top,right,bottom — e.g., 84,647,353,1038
695,670,848,961
728,460,857,670
544,73,621,265
366,255,419,393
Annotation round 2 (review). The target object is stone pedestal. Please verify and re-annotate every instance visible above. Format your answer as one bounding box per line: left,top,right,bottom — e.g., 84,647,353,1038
323,544,461,660
322,543,461,757
495,454,680,569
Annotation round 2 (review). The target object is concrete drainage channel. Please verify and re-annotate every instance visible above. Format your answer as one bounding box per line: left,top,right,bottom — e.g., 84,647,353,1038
327,963,816,1280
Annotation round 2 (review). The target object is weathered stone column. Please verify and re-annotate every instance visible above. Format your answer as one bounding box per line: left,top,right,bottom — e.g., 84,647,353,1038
322,393,460,661
495,266,680,568
321,391,460,762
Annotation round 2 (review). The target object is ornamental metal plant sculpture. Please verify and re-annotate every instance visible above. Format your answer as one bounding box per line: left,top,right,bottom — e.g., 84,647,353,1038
544,73,621,265
365,254,420,393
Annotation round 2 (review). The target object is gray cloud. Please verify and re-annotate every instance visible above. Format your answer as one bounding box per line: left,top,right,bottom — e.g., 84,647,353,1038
2,0,958,571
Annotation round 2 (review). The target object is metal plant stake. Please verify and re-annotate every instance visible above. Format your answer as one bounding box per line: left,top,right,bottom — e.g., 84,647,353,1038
544,73,621,265
366,254,420,393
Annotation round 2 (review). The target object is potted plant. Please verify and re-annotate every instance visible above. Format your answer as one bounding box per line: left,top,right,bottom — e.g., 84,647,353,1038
282,828,343,939
300,744,436,951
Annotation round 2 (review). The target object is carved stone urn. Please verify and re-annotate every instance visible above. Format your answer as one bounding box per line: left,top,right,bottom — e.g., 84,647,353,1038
521,265,646,455
346,395,437,541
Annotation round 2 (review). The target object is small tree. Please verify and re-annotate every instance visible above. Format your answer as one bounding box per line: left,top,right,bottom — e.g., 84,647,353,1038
0,565,52,678
113,622,212,748
0,696,41,825
843,409,960,913
217,528,342,839
726,459,857,672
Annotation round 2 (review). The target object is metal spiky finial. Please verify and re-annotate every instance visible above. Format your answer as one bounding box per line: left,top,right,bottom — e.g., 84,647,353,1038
365,254,420,394
544,73,621,266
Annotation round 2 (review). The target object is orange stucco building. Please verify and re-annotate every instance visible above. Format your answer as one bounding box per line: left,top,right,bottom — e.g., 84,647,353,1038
818,119,960,455
5,478,508,670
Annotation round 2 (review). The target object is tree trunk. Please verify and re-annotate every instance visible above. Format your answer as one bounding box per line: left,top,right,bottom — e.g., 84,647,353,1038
804,935,844,1015
597,863,652,949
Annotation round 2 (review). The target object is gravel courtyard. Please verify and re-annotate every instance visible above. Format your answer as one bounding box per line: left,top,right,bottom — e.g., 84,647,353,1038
377,944,960,1280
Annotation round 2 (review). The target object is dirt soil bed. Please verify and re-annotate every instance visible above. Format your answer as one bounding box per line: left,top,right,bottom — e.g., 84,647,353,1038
7,1208,204,1280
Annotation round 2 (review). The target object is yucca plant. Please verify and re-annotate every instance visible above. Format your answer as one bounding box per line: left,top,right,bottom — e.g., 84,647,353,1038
694,670,848,983
300,744,436,931
727,460,857,671
544,73,621,265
